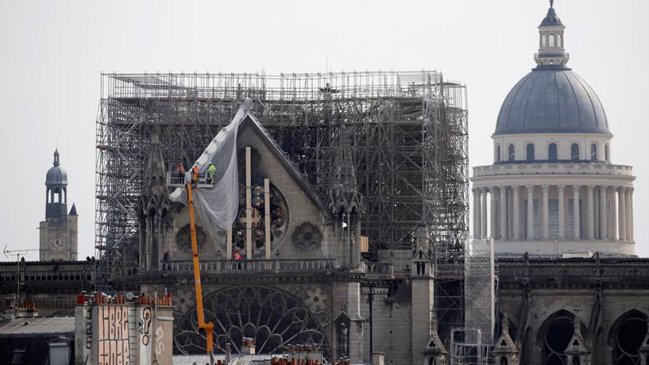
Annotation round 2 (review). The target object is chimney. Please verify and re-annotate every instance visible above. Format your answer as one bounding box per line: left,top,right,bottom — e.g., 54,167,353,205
242,337,256,354
225,342,232,364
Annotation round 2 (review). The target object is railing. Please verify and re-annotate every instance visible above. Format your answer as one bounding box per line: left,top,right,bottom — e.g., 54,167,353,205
166,172,214,188
473,162,633,177
363,261,395,278
163,258,336,273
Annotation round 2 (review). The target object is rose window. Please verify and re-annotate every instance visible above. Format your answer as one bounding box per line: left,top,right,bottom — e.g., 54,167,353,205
174,286,329,358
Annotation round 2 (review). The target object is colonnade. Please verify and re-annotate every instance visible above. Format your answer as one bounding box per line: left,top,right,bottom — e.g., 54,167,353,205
472,185,634,241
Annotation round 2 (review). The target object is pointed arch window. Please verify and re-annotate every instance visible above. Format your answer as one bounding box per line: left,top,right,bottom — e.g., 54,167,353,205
526,143,535,162
571,143,580,161
610,310,648,364
548,143,557,162
591,143,598,161
539,311,577,365
508,144,515,162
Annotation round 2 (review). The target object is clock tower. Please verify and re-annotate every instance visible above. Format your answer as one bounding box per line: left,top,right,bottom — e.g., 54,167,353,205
39,149,78,261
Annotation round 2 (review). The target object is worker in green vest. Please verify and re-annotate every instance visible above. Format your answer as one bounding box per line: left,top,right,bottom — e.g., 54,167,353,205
206,162,216,184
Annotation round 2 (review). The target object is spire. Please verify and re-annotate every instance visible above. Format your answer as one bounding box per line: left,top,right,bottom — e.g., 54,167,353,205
141,129,169,213
69,203,78,216
535,1,569,68
53,149,60,167
329,125,361,213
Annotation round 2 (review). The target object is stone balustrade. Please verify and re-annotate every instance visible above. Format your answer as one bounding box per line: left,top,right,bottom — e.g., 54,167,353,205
473,162,633,177
363,261,395,278
163,258,336,273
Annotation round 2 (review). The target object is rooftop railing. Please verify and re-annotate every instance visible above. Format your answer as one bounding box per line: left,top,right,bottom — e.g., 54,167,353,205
162,258,336,274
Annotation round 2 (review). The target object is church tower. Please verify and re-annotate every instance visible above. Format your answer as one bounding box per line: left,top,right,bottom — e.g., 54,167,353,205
472,1,636,257
39,149,78,261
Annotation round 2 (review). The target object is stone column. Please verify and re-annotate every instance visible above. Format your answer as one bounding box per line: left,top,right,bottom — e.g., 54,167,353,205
491,187,498,240
557,185,565,240
542,185,549,240
618,187,627,241
527,185,534,240
626,188,633,241
473,189,481,239
500,186,507,240
573,185,580,240
481,188,488,239
586,185,595,240
599,185,608,240
513,185,521,240
630,188,634,241
610,186,617,241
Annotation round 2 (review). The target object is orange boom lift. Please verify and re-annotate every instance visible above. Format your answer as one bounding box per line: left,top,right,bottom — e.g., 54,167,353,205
186,166,215,364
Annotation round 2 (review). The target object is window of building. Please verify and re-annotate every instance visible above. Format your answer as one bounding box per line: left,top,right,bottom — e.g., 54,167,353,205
558,34,562,48
540,311,575,365
611,311,648,364
496,145,501,163
605,144,609,161
542,35,547,47
549,199,558,239
571,143,580,161
591,143,598,161
526,143,535,162
523,199,541,240
548,143,557,162
508,144,515,162
549,34,556,47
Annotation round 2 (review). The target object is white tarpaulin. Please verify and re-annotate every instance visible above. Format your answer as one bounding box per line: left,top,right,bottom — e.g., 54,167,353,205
169,99,252,230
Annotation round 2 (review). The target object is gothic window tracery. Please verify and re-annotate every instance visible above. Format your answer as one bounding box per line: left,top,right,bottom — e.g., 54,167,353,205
175,286,329,358
233,147,289,257
292,222,323,252
233,183,288,257
538,311,580,365
610,310,648,364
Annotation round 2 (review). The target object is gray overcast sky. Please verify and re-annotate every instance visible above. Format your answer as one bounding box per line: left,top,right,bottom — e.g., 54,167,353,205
1,0,647,260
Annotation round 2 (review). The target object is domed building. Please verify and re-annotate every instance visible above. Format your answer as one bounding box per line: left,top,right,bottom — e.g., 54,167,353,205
472,1,635,256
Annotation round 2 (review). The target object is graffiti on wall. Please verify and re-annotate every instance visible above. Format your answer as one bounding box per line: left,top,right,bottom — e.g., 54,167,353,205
97,305,131,365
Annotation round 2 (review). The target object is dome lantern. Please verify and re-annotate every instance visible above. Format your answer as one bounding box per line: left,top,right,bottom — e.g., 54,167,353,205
535,0,569,68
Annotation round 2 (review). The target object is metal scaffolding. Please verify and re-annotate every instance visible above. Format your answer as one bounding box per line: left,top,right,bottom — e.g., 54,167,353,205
95,71,468,294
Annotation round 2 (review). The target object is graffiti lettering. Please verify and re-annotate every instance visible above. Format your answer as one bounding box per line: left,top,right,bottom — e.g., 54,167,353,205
138,306,152,346
97,305,130,365
155,325,165,356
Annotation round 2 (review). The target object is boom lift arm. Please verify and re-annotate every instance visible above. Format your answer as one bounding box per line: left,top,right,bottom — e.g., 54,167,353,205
186,168,216,364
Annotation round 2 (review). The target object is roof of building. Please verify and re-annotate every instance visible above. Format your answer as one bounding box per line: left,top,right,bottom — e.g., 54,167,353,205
46,149,68,186
495,68,609,135
0,316,74,338
69,203,77,216
539,4,563,27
